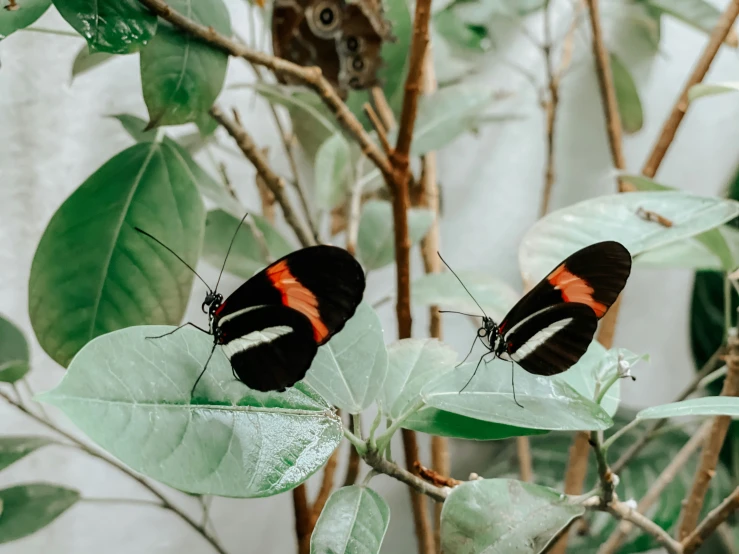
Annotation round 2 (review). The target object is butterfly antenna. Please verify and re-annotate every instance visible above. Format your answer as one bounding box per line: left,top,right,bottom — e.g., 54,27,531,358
439,310,483,318
135,227,212,292
191,342,218,397
510,359,522,408
437,252,489,319
214,212,249,293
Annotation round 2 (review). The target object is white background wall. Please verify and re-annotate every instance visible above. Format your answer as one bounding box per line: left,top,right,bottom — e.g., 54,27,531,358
2,0,739,552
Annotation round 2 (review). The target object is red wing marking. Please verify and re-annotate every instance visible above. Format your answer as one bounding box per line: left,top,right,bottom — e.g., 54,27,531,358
547,264,607,317
266,260,329,343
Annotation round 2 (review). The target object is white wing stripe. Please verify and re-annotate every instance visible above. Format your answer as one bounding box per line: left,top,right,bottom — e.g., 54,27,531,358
510,318,572,361
222,326,293,358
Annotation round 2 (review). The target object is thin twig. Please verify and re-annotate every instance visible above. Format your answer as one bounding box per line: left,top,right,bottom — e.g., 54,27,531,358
602,500,683,554
364,448,447,503
641,0,739,178
209,106,315,248
136,0,395,184
371,87,396,130
343,414,362,486
682,486,739,554
0,390,227,554
345,158,366,258
364,103,392,154
597,419,713,554
414,461,462,488
677,333,739,539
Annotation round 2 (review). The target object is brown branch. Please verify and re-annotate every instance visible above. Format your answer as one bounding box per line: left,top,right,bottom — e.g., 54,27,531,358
516,437,534,482
209,106,315,248
292,484,312,554
402,429,435,554
0,390,228,554
312,448,339,519
137,0,395,184
682,487,739,554
364,448,447,503
413,461,462,488
597,500,683,554
371,87,396,130
677,333,739,539
597,419,713,554
364,103,392,155
641,0,739,178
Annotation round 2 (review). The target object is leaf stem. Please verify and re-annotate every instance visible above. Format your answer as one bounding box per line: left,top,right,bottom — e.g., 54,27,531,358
22,27,81,38
602,417,643,451
343,427,367,455
0,389,228,554
375,398,425,452
81,497,166,508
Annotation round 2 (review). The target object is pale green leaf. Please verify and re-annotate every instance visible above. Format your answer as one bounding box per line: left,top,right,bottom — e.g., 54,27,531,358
357,200,435,270
637,397,739,420
0,437,54,472
311,486,390,554
647,0,738,48
610,52,643,134
519,191,739,285
422,358,613,431
689,82,739,101
440,479,584,554
315,133,352,210
39,326,342,497
305,303,388,413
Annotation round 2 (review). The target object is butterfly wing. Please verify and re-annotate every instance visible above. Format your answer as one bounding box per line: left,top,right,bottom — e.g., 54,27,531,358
500,303,599,376
217,305,318,392
499,241,631,336
215,245,365,346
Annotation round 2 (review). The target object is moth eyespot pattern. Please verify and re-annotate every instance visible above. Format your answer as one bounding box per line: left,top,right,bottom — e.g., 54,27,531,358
348,76,360,88
352,56,364,71
346,36,359,51
319,7,334,25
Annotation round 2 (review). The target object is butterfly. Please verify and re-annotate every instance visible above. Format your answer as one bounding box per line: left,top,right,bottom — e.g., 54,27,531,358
439,241,632,405
271,0,393,99
136,215,365,395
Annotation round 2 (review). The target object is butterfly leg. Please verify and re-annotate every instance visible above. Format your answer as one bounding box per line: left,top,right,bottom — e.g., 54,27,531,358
459,350,494,393
510,359,523,409
190,343,218,397
456,335,480,368
147,321,211,340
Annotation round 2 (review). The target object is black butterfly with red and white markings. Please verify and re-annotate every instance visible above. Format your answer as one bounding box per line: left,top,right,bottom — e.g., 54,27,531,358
440,241,632,405
136,216,365,395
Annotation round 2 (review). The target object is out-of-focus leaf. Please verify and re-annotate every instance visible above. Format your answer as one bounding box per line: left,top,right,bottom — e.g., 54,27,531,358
0,437,54,472
646,0,738,48
53,0,156,53
0,484,80,544
109,114,157,143
404,407,547,440
638,397,739,420
0,0,50,37
0,314,29,383
314,133,351,210
689,82,739,101
71,45,116,81
610,52,643,134
433,8,490,52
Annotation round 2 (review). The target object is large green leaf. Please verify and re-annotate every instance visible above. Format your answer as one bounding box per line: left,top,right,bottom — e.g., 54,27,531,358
422,359,613,431
202,210,293,279
611,52,643,134
70,45,116,81
638,397,739,420
380,338,457,419
140,0,231,128
311,486,390,554
440,479,584,554
53,0,156,53
646,0,738,47
0,484,80,545
39,326,342,497
0,437,54,472
28,141,205,367
0,314,29,383
314,132,352,211
519,191,739,285
411,271,520,322
403,407,547,441
357,200,435,270
304,303,388,413
0,0,51,37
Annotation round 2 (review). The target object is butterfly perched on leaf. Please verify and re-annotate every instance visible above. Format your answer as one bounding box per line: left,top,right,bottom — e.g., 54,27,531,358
136,218,365,395
441,241,632,401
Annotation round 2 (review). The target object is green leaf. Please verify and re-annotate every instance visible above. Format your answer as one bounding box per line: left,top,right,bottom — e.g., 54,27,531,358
637,397,739,420
0,314,29,383
557,344,647,417
311,486,390,554
70,44,116,81
646,0,738,48
140,0,231,128
412,271,520,322
519,191,739,285
403,407,547,440
202,210,293,279
0,0,51,37
304,303,388,413
28,141,205,367
451,0,544,25
440,479,584,554
689,82,739,101
433,8,490,52
314,133,352,210
357,200,435,270
53,0,156,54
109,113,158,143
0,437,54,472
380,339,457,419
39,326,342,497
422,358,613,431
610,52,643,134
0,483,80,545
